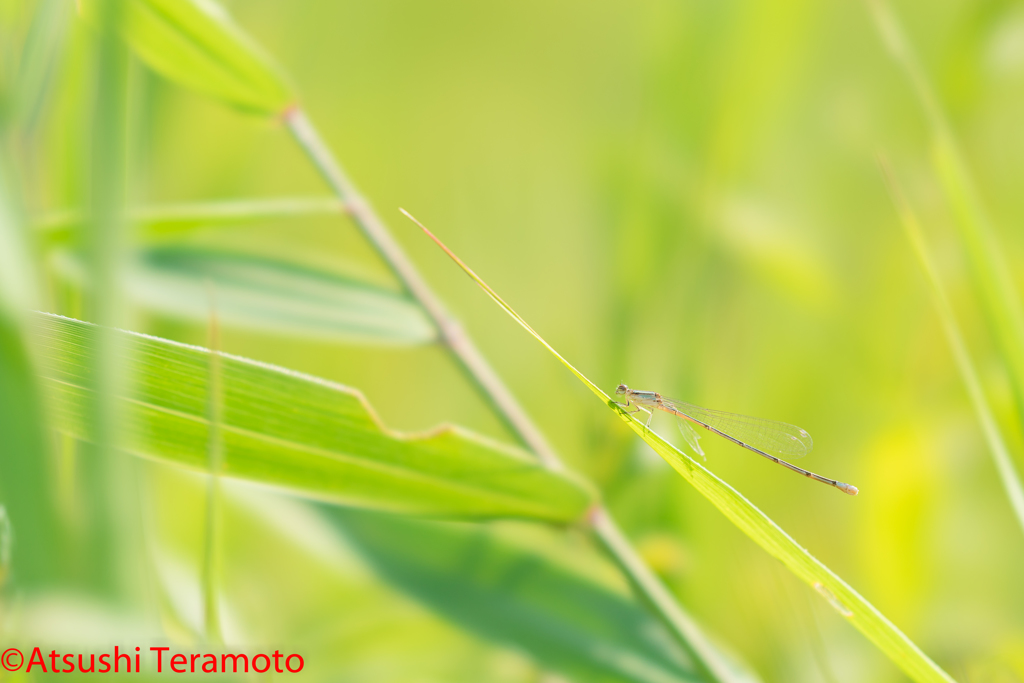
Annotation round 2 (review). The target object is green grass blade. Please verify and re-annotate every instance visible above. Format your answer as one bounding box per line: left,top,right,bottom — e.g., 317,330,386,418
125,245,436,344
0,169,38,312
201,303,223,645
10,0,70,135
34,312,595,522
868,0,1024,430
49,245,436,344
81,0,135,601
880,160,1024,537
403,209,608,402
35,197,345,245
0,314,63,589
407,210,958,683
930,140,1024,418
78,0,292,115
327,508,706,683
0,166,62,589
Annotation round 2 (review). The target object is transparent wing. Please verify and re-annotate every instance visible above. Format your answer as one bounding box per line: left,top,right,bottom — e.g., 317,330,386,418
676,418,705,460
660,398,813,459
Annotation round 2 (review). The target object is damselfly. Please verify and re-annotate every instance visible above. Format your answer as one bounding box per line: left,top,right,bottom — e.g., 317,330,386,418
615,384,858,495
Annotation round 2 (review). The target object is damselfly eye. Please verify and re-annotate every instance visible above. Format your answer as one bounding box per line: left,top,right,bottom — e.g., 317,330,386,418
615,384,628,395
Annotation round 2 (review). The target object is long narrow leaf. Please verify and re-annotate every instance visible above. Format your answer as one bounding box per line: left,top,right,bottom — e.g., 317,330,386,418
880,160,1024,537
48,245,435,345
35,312,595,522
406,210,958,683
125,245,433,345
326,507,705,683
78,0,292,115
10,0,70,134
0,165,37,312
0,315,63,589
0,166,61,588
35,197,345,246
868,0,1024,431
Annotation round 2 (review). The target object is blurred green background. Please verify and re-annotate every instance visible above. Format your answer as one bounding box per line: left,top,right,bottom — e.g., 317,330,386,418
2,0,1024,680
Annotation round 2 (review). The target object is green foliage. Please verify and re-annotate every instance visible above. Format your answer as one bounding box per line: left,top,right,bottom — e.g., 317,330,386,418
35,312,595,521
78,0,292,114
882,164,1024,535
0,314,61,588
35,198,344,245
0,92,59,590
48,244,436,344
79,0,754,674
0,163,36,312
413,214,956,683
4,0,1023,679
871,1,1024,539
6,0,68,132
613,415,954,683
328,508,703,683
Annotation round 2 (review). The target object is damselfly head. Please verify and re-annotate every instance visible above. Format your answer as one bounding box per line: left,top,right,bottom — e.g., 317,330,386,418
615,384,628,396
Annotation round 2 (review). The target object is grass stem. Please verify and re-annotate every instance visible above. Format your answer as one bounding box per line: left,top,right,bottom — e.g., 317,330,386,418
283,108,561,472
285,107,741,681
409,208,959,683
84,0,131,600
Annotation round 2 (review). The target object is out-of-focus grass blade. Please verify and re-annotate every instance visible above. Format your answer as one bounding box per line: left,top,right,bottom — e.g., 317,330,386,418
930,141,1024,421
868,0,1024,428
0,164,62,589
35,197,345,246
201,298,224,645
0,168,38,312
326,507,704,683
48,245,436,345
10,0,70,134
0,315,62,589
880,160,1024,537
407,210,958,683
34,312,595,522
78,0,292,115
126,246,436,344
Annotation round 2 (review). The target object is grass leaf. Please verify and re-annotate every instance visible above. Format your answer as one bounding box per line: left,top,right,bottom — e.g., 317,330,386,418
10,0,70,134
880,159,1024,537
35,197,345,246
127,245,436,344
0,167,38,312
0,108,62,590
0,259,61,590
327,508,707,683
868,0,1024,430
35,312,596,522
406,210,958,683
0,316,63,588
49,245,436,345
78,0,292,115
